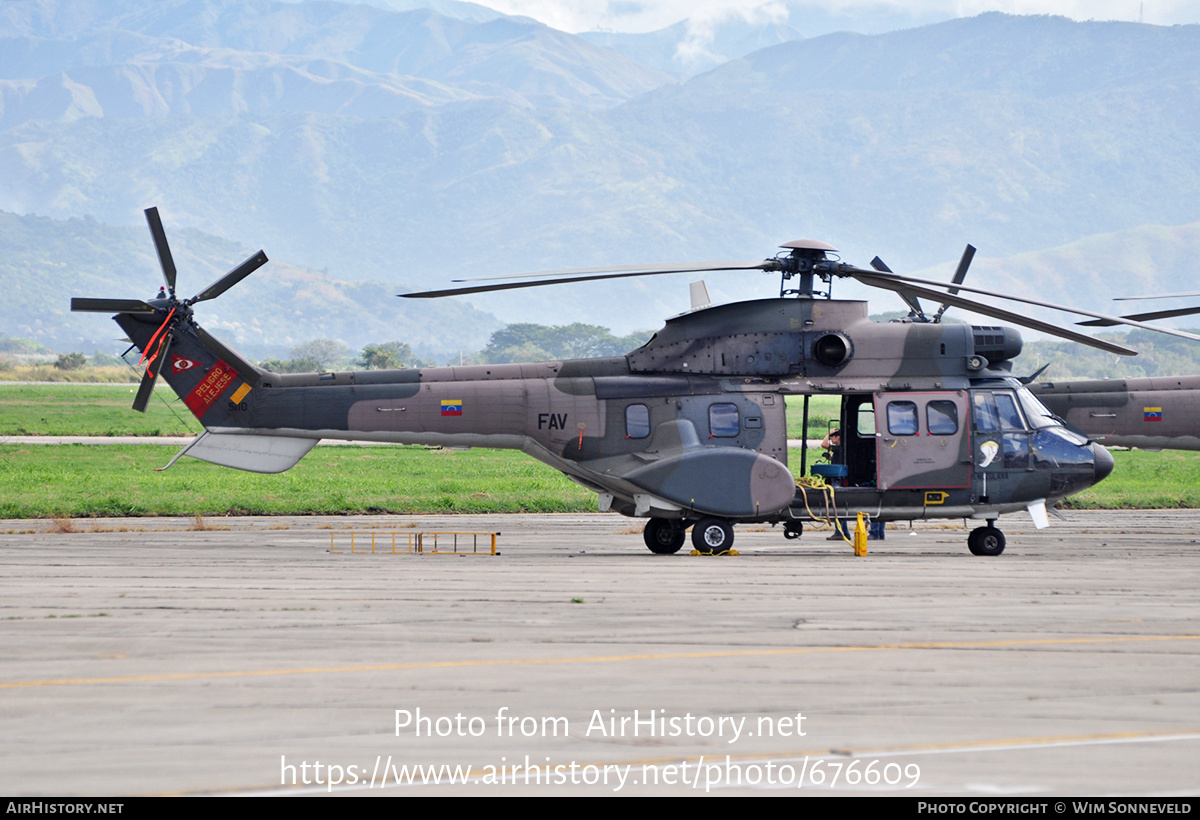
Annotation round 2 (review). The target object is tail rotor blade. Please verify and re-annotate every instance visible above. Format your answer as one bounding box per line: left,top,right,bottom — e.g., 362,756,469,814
145,207,178,297
190,251,268,303
131,369,156,414
132,334,170,413
71,298,157,314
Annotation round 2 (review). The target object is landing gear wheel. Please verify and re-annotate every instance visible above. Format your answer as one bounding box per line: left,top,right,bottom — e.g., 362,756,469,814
643,518,686,554
968,525,1006,556
783,521,804,540
692,518,735,554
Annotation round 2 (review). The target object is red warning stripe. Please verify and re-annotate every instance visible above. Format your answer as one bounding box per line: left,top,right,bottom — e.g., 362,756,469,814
183,360,237,418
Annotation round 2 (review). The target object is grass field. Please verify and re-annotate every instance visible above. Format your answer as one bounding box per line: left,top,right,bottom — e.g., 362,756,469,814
0,383,201,436
3,384,1199,518
0,365,139,383
1060,450,1200,509
0,444,595,518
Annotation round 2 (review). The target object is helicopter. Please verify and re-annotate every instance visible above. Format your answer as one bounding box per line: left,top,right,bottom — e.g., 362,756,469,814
72,208,1200,557
1030,294,1200,451
1032,375,1200,452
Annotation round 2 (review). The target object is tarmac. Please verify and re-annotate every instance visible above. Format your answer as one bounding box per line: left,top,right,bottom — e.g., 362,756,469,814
1,510,1197,796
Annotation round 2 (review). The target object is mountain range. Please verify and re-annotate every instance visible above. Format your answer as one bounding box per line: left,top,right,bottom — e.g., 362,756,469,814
1,0,1198,354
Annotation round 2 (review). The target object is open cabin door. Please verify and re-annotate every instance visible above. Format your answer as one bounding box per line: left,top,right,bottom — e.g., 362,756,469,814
874,391,971,490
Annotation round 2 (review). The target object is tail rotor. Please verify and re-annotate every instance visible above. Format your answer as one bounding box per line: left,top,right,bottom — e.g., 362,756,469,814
70,207,267,411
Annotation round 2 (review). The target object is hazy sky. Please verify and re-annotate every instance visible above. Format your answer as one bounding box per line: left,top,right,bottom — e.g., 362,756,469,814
480,0,1200,33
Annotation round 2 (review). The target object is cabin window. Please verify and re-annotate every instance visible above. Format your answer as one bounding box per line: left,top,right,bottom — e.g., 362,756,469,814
927,401,958,435
856,404,876,436
625,404,650,439
886,401,919,436
708,403,740,437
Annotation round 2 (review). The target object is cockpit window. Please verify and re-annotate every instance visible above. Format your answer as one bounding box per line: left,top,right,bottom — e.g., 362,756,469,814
995,393,1024,429
1016,387,1059,430
974,391,1025,431
974,393,997,431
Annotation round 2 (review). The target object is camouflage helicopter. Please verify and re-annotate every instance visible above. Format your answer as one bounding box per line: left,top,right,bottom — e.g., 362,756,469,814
72,209,1200,556
1031,293,1200,451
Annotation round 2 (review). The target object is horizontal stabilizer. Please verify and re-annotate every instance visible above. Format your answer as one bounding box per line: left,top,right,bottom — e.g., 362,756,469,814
162,431,317,474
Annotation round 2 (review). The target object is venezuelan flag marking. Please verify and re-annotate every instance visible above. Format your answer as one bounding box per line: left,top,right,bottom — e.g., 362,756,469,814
441,399,463,416
1144,407,1162,422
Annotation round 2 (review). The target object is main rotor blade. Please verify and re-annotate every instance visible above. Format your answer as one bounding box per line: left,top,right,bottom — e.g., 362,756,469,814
871,255,925,318
948,244,976,292
145,207,177,296
1079,306,1200,327
190,251,268,303
933,244,976,321
402,262,774,298
851,272,1136,356
1018,363,1052,385
1114,290,1200,301
447,261,771,285
132,334,170,413
843,266,1200,344
70,298,157,313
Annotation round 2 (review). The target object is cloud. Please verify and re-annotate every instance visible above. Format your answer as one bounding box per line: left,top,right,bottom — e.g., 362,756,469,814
477,0,1199,34
674,1,789,67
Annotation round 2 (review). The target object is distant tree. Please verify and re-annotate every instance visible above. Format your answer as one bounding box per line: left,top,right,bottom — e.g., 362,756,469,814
361,341,415,370
259,355,330,374
90,351,122,367
445,350,487,366
0,337,52,355
491,341,554,364
279,356,321,374
483,323,651,363
288,339,350,371
54,352,87,370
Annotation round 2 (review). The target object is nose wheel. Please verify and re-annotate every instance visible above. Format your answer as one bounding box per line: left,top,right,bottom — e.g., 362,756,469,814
967,524,1005,556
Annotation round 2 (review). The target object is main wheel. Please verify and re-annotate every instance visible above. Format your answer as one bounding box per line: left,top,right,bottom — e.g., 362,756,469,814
692,518,735,554
967,525,1006,556
783,521,803,540
643,518,686,554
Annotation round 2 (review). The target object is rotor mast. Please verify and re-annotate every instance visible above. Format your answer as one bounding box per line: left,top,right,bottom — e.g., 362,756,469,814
772,239,840,299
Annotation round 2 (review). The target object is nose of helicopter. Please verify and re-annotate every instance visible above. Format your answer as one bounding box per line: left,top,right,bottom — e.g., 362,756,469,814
1091,443,1114,484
